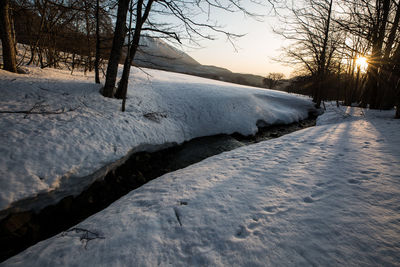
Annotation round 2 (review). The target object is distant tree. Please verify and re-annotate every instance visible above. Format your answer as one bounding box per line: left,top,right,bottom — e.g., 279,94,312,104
263,72,284,88
336,0,400,117
0,0,18,72
276,0,400,117
364,0,400,111
11,0,113,73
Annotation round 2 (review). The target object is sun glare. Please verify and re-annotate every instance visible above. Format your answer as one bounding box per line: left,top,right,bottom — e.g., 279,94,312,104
355,56,368,72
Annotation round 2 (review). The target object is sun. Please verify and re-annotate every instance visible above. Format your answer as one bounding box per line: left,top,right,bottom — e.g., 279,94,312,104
355,56,368,72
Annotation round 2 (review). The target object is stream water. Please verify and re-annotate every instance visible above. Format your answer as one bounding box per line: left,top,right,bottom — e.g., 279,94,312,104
0,117,316,262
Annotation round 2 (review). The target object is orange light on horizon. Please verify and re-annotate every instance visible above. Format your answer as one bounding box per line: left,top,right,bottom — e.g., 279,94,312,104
355,56,368,73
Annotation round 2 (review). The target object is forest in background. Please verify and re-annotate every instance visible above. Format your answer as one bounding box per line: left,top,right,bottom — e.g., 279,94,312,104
276,0,400,118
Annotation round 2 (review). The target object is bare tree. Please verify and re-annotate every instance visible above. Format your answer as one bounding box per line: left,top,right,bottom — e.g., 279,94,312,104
274,0,338,107
337,0,400,116
360,0,391,108
263,72,284,88
11,0,113,73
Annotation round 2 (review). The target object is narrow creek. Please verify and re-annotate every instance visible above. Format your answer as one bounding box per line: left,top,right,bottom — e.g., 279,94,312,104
0,116,316,262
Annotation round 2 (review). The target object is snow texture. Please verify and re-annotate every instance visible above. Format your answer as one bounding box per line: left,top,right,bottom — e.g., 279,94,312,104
2,103,400,266
0,67,314,214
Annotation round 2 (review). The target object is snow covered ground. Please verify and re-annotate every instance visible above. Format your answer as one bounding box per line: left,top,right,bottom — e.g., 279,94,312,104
0,66,315,216
2,103,399,266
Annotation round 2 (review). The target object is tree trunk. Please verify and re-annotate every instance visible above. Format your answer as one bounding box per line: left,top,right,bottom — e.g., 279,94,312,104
0,0,17,73
118,52,133,111
102,0,130,97
391,47,400,117
114,34,138,100
374,0,391,108
114,0,135,101
364,0,390,109
315,76,323,108
94,0,100,84
379,3,400,109
336,62,341,107
396,77,400,119
384,3,400,59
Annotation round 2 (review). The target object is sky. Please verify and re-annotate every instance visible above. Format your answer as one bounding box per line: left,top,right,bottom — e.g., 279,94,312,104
181,5,295,78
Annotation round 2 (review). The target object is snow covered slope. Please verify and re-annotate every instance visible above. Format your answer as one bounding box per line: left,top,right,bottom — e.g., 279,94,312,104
135,37,202,69
133,37,266,87
0,67,315,216
3,104,399,266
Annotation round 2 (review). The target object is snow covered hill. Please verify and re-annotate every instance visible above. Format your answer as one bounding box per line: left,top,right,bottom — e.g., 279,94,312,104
132,37,266,87
135,37,202,68
134,38,232,80
2,103,399,266
0,66,315,217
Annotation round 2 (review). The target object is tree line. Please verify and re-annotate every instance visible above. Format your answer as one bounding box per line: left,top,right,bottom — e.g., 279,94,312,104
0,0,113,75
275,0,400,118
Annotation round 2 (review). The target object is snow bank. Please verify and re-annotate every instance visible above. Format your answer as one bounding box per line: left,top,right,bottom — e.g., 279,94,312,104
0,67,315,214
3,105,399,266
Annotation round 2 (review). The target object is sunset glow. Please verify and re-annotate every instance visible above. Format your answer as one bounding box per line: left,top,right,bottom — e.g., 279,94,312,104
356,56,368,72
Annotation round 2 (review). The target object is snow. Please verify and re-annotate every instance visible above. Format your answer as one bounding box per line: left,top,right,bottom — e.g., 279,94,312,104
2,102,399,266
0,66,315,215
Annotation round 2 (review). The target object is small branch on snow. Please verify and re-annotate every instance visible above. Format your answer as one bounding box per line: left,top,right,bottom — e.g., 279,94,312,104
143,112,167,123
173,207,183,227
0,101,78,117
38,86,70,96
24,100,47,118
0,107,78,116
61,227,105,249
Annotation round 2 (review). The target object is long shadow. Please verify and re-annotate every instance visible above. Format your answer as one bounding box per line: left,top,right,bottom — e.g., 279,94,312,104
263,116,400,265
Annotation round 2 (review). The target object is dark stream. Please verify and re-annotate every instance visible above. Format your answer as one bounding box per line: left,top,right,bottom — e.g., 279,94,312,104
0,117,316,262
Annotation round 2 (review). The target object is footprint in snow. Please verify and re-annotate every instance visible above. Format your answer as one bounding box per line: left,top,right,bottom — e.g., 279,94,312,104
348,178,361,185
263,206,277,213
235,225,251,239
247,222,259,230
235,216,264,239
303,197,314,203
311,190,324,198
179,201,188,205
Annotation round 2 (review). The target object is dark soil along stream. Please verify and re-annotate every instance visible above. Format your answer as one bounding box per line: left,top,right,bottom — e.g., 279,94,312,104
0,117,316,262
